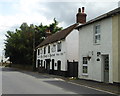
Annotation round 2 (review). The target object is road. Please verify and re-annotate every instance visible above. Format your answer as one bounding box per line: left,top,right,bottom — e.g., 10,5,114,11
1,67,117,95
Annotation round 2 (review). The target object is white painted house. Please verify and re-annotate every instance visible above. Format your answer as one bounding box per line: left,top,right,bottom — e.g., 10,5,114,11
36,7,87,77
36,24,79,76
77,7,120,83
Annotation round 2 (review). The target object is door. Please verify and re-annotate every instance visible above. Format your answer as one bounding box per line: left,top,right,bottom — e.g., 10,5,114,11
46,59,51,73
57,61,61,75
67,62,78,77
57,61,61,71
103,55,109,83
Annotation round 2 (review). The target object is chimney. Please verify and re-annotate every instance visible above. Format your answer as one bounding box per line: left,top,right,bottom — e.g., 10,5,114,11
45,29,51,37
76,7,87,24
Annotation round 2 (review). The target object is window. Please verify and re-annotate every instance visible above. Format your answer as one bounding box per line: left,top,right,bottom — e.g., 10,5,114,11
48,45,50,53
82,57,88,74
40,49,43,54
51,44,56,52
38,49,40,55
37,59,40,67
94,25,101,44
41,60,43,67
44,47,46,54
83,66,88,74
57,42,62,52
83,57,88,64
44,61,46,68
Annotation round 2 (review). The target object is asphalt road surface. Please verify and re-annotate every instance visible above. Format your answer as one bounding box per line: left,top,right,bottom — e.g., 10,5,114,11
1,67,117,96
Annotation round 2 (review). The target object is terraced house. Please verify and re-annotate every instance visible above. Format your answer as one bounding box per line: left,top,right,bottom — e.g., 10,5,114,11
36,7,87,77
77,7,120,84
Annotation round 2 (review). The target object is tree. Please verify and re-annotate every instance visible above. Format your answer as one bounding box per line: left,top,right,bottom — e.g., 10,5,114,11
34,18,62,46
4,19,62,66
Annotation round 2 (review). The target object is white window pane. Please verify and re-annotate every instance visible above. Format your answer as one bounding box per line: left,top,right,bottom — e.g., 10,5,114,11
83,66,88,73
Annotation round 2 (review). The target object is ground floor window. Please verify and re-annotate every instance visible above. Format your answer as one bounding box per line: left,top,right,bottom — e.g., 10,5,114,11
83,66,88,73
37,59,40,67
41,60,43,67
82,57,88,74
44,61,46,69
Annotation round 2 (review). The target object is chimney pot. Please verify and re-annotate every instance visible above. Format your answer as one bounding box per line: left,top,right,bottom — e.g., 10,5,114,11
82,7,84,13
76,7,87,24
46,29,51,37
78,8,81,13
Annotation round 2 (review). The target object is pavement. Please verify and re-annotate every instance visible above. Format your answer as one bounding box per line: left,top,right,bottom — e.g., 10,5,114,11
37,73,120,96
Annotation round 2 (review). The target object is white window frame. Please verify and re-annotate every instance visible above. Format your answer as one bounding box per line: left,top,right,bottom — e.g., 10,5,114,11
94,24,101,45
48,45,50,53
44,47,46,54
40,48,43,54
57,41,62,52
51,44,56,52
82,57,88,75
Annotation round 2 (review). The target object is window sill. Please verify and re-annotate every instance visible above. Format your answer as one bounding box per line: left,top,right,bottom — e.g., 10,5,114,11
93,43,100,45
82,73,88,76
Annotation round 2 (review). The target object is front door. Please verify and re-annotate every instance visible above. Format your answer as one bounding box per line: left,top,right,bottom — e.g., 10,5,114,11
103,55,109,83
57,61,61,75
46,59,51,73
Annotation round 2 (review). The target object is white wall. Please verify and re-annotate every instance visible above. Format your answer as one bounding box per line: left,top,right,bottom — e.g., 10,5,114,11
79,17,113,83
36,40,67,71
66,29,79,62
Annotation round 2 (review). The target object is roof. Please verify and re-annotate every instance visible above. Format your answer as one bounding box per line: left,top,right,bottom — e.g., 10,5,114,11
76,7,120,29
36,23,78,48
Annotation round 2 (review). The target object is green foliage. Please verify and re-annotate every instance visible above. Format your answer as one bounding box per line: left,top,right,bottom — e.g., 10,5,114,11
4,19,62,65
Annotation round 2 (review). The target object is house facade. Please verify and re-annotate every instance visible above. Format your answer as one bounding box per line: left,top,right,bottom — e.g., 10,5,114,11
77,7,120,83
36,7,87,77
36,24,79,77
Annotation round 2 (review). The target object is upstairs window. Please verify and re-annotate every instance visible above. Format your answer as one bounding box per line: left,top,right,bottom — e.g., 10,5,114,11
40,49,43,54
48,45,50,53
94,25,101,44
83,57,88,64
44,47,46,54
37,49,40,55
57,41,62,52
52,44,56,52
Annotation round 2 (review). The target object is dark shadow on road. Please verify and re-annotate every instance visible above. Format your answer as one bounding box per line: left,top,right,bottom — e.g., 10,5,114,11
19,71,51,79
2,67,53,79
2,67,18,72
44,80,117,96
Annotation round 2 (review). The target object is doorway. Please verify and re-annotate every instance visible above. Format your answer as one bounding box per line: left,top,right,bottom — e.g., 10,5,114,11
67,61,78,77
52,59,54,74
102,55,109,83
57,60,61,75
45,59,51,73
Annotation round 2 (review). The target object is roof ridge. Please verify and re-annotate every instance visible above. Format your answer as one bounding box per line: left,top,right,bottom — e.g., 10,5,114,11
36,23,78,48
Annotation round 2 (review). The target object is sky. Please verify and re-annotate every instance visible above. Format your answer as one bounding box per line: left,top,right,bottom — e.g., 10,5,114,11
0,0,120,61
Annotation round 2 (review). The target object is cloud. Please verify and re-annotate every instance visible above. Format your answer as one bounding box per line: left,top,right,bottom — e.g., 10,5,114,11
37,2,118,27
0,0,119,60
